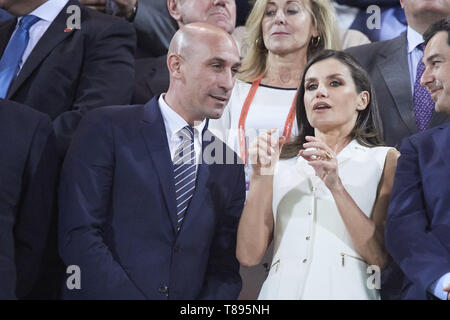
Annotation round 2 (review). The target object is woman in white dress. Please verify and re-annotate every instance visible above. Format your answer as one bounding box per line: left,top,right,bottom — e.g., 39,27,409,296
236,50,400,300
209,0,340,191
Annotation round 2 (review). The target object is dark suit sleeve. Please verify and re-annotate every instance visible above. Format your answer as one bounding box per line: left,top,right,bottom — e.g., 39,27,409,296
385,137,450,294
58,111,146,299
197,164,245,300
14,115,61,299
53,18,136,155
133,0,176,57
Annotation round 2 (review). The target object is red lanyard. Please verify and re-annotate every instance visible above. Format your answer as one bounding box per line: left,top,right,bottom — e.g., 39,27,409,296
238,77,298,164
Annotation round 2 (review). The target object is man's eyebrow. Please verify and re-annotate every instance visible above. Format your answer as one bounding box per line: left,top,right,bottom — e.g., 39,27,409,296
208,57,226,64
425,53,444,64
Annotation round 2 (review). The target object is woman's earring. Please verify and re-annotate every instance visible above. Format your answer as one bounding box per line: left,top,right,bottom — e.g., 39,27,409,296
312,36,321,47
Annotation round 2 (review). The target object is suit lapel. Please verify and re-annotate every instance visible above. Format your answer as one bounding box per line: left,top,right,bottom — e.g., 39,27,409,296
376,33,417,134
0,18,16,57
140,98,178,234
6,0,78,98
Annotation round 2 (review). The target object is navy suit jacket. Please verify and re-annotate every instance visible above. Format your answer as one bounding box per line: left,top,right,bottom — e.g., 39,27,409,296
386,122,450,299
0,0,136,155
59,97,245,299
0,99,60,299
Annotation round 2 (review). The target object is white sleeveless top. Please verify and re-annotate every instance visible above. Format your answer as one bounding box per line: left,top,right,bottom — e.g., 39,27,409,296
208,80,298,191
258,140,393,300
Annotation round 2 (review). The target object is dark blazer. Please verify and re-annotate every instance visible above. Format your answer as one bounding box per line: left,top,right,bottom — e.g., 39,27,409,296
132,55,169,104
0,0,136,155
0,99,60,300
386,122,450,299
346,32,449,148
58,97,245,299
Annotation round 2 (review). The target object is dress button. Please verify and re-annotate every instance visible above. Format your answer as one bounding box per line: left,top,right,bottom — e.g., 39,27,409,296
302,259,307,263
306,236,310,240
312,186,316,192
158,285,169,294
308,210,312,215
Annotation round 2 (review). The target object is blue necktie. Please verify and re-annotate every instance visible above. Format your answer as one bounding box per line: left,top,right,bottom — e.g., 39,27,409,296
0,15,40,98
413,43,435,132
173,126,197,232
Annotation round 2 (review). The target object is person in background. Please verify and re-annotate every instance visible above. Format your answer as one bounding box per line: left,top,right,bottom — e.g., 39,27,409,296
132,0,237,104
237,50,399,300
333,0,407,42
347,0,450,149
386,18,450,300
0,0,136,156
0,99,59,300
79,0,177,57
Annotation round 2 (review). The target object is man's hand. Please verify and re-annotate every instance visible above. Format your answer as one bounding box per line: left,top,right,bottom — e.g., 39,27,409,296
112,0,137,19
80,0,137,20
444,284,450,300
80,0,106,13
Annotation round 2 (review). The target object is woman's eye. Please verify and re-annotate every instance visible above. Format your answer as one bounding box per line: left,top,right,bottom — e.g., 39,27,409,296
286,8,298,15
330,81,341,87
265,9,275,16
306,84,317,90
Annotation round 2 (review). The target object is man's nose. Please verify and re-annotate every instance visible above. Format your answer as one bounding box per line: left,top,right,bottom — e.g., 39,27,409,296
420,65,433,88
220,68,235,92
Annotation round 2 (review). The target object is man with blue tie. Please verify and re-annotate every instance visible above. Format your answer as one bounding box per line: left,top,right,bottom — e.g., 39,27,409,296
0,0,135,155
58,23,245,299
386,19,450,300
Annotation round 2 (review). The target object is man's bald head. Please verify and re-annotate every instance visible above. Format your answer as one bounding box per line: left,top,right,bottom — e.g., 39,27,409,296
168,22,237,60
164,22,241,126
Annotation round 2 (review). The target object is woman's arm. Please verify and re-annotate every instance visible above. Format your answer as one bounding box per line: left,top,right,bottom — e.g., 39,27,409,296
236,130,284,267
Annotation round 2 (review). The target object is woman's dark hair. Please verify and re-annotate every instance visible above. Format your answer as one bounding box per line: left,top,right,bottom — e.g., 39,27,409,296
280,50,384,159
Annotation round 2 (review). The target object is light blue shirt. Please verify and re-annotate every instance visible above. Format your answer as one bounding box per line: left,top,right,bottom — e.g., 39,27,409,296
379,7,407,41
8,0,68,72
406,26,425,95
430,272,450,300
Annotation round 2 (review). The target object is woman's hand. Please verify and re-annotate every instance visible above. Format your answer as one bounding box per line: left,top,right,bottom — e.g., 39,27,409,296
248,129,286,176
299,136,342,192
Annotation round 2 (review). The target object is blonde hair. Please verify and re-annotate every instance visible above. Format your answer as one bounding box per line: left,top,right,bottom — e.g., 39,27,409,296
240,0,340,82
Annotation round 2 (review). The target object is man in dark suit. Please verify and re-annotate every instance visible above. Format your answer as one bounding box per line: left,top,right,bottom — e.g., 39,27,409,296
346,0,450,148
386,19,450,300
0,99,60,300
0,0,136,155
58,23,244,299
132,0,236,104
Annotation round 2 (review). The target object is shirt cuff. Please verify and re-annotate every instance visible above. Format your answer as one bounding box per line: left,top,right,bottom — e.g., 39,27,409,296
429,272,450,300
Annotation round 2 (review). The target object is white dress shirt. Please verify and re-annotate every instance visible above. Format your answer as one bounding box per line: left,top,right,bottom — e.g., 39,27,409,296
10,0,68,71
407,26,425,95
158,94,206,165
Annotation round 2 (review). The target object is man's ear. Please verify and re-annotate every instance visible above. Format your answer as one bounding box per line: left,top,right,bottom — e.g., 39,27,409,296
167,53,183,79
167,0,182,22
356,91,370,111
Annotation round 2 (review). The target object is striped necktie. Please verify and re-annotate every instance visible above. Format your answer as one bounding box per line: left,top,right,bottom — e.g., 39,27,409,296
0,15,40,98
173,126,197,232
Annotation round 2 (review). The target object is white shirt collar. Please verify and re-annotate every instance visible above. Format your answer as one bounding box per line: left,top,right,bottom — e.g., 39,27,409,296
158,94,207,141
25,0,68,23
407,25,424,54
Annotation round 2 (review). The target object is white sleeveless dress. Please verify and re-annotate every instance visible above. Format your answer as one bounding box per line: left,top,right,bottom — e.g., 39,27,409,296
258,140,393,300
